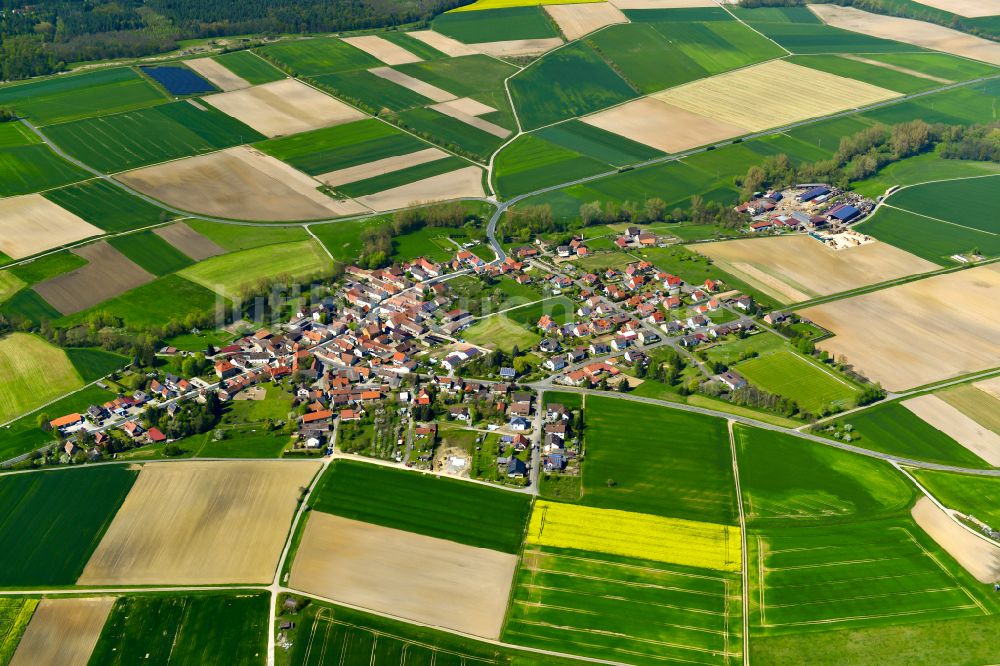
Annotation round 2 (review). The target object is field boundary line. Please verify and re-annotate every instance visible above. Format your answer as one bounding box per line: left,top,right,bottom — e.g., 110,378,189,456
882,203,999,236
716,0,791,57
762,604,980,628
727,421,749,665
893,525,986,614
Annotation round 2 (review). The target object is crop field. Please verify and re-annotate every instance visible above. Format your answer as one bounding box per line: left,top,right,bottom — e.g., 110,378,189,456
851,151,1000,199
179,239,331,297
390,223,468,262
44,101,264,172
461,314,541,352
310,216,388,263
860,78,1000,127
911,469,1000,528
544,2,627,41
733,6,917,54
902,394,1000,466
857,205,1000,263
937,383,1000,435
433,6,559,42
886,175,1000,233
154,222,225,261
310,459,530,553
79,460,320,585
396,106,505,160
0,271,24,302
59,274,220,329
0,465,137,586
107,230,195,276
528,500,741,571
311,69,430,113
0,143,89,197
0,67,166,125
494,134,608,197
353,164,485,211
88,594,268,665
504,547,740,666
0,194,102,260
505,295,575,325
734,425,912,526
0,122,39,148
750,518,991,633
44,178,173,233
65,347,128,381
10,597,114,666
735,350,860,414
789,55,945,93
141,64,216,94
34,241,155,316
259,37,381,76
535,119,663,165
336,155,469,197
580,396,736,524
214,50,286,85
511,41,638,130
860,51,999,82
0,599,36,664
0,332,85,422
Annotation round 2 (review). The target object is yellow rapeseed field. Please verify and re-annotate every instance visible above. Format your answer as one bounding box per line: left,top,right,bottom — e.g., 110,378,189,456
526,500,741,572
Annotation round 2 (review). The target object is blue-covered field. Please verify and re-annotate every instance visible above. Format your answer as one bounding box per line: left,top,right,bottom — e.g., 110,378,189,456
141,66,216,95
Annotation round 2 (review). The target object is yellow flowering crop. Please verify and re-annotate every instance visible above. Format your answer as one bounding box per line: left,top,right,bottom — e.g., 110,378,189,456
526,500,741,572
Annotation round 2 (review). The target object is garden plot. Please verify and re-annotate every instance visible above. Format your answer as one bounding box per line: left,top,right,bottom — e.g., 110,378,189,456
407,30,478,56
903,395,1000,466
317,147,449,187
202,78,366,137
809,4,1000,65
471,37,563,57
583,97,747,153
34,241,155,315
430,98,511,137
183,57,251,90
153,221,226,261
654,60,900,133
289,512,516,639
544,2,628,40
0,194,101,259
78,460,320,585
912,497,1000,583
369,66,456,102
117,146,367,221
342,35,422,64
356,164,485,211
10,597,113,666
694,235,938,304
798,264,1000,391
909,0,1000,17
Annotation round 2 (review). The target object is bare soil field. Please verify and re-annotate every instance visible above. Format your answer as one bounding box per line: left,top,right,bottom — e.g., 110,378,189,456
583,97,746,153
78,460,321,585
430,99,512,137
909,0,1000,17
912,497,1000,583
369,66,456,102
544,3,628,41
654,60,900,133
973,376,1000,401
407,30,478,56
611,0,717,7
809,4,1000,65
203,79,366,137
318,147,449,187
938,385,1000,437
184,57,250,90
355,165,485,211
153,221,226,261
0,194,102,260
10,597,114,666
343,35,422,65
903,395,1000,466
34,241,155,315
798,264,1000,391
694,235,938,304
118,146,368,221
842,54,952,84
471,38,563,57
289,512,516,639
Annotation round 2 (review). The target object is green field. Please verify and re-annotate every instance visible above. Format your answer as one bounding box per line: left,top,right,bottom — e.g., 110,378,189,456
65,347,129,381
257,118,430,175
44,101,264,172
8,249,87,285
311,69,430,113
494,134,609,197
735,425,912,525
336,156,470,197
510,41,638,130
183,220,309,251
462,314,541,352
396,106,506,161
911,469,1000,529
579,396,736,524
0,144,89,197
0,67,167,125
391,225,469,262
0,272,23,302
734,349,860,415
179,240,332,297
381,31,447,60
0,288,62,323
107,230,195,275
887,175,1000,234
733,6,917,54
859,52,998,82
310,459,531,553
44,178,173,233
504,546,740,666
259,38,381,76
0,122,39,148
89,593,268,665
852,151,1000,199
536,120,663,166
213,50,286,84
433,6,558,42
0,332,85,423
0,465,137,585
309,216,388,264
0,598,36,664
505,295,575,326
0,383,116,458
857,205,1000,263
59,274,221,329
789,55,940,94
861,78,1000,127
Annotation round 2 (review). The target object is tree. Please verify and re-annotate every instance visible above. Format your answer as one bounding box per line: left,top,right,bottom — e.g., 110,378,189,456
37,412,51,430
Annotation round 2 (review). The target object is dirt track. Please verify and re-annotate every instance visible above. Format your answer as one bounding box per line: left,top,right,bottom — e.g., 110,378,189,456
33,241,155,315
10,597,114,666
912,497,1000,583
0,194,102,260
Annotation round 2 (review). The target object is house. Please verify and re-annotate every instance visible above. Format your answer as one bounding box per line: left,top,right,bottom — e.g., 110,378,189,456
499,367,517,380
507,457,528,478
50,413,83,432
545,422,567,439
122,421,144,438
544,357,567,372
339,409,362,422
764,311,791,325
509,416,530,431
147,427,167,443
214,360,237,379
448,405,471,421
543,453,565,471
734,296,754,311
718,371,748,390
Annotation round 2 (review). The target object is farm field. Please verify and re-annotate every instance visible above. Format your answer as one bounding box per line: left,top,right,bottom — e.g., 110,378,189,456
885,174,1000,234
937,382,1000,435
856,205,1000,263
33,241,155,316
734,349,861,415
179,239,333,297
733,6,919,54
535,119,663,166
0,465,137,586
0,383,116,460
789,54,949,94
504,547,741,666
43,178,174,233
579,396,736,524
289,512,517,639
734,425,913,525
851,151,1000,200
0,194,101,261
493,134,609,197
311,68,431,113
505,295,576,325
309,216,388,263
352,164,485,211
107,230,195,276
0,332,85,423
310,459,531,553
78,460,320,585
9,597,113,666
544,2,627,40
212,50,286,85
0,144,89,197
434,6,559,42
141,65,216,95
798,264,1000,391
154,222,226,261
184,220,310,251
911,495,1000,583
335,156,470,197
259,38,381,76
0,599,36,664
58,274,220,329
64,347,129,381
461,314,541,352
88,593,268,665
911,468,1000,528
902,394,1000,466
